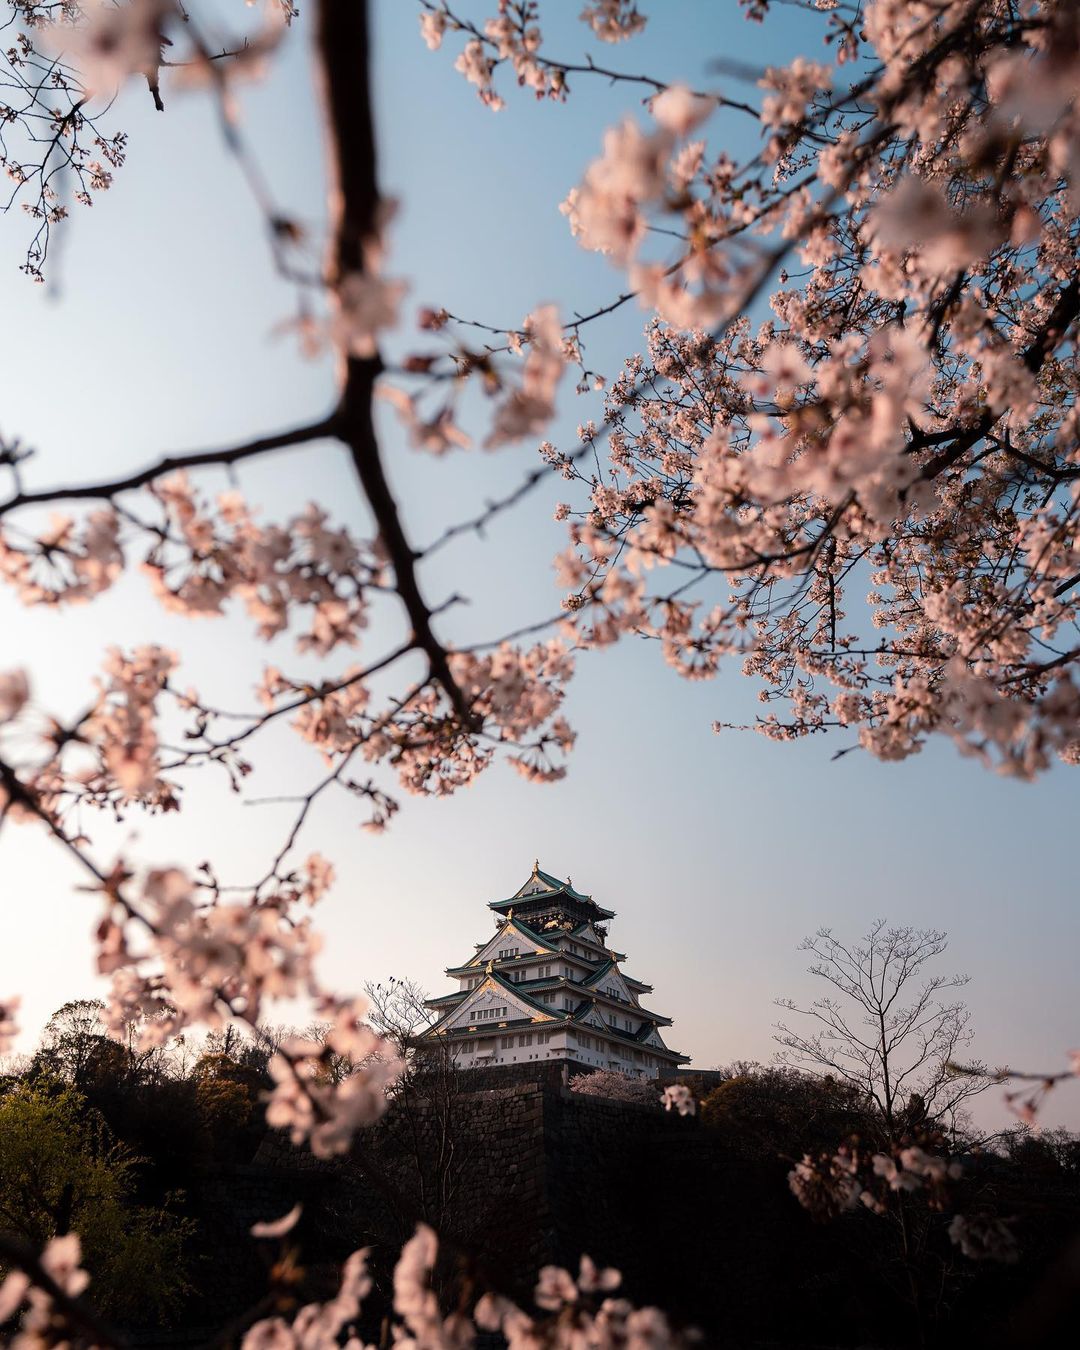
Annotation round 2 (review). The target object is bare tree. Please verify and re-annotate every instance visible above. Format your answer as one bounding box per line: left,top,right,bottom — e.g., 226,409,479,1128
363,977,477,1240
298,1018,373,1086
775,923,992,1146
364,977,434,1064
776,924,999,1341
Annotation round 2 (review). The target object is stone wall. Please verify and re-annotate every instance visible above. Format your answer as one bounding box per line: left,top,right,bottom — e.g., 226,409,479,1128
270,1077,696,1298
131,1069,967,1348
445,1058,574,1093
138,1075,709,1342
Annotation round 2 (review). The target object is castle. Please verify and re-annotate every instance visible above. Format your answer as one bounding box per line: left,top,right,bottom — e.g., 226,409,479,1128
421,863,688,1078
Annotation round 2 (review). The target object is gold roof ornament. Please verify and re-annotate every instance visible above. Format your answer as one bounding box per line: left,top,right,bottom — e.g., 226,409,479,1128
532,858,539,873
507,907,514,920
485,959,494,974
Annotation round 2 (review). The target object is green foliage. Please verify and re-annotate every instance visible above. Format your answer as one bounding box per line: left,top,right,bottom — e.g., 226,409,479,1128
193,1053,261,1149
29,998,133,1101
0,1082,193,1323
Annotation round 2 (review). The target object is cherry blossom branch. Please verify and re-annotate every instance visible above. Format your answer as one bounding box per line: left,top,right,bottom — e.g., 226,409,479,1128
444,280,640,341
0,1233,123,1348
417,0,759,116
0,415,335,518
177,8,317,286
160,639,415,760
252,745,361,892
420,439,598,558
2,748,398,1158
913,276,1080,484
317,0,476,731
950,1056,1080,1126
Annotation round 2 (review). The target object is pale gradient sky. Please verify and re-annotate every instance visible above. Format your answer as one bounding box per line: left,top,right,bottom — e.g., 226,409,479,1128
0,2,1076,1133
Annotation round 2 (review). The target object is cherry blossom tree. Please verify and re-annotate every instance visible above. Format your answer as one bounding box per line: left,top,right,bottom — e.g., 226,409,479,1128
0,0,1079,1342
569,1067,659,1105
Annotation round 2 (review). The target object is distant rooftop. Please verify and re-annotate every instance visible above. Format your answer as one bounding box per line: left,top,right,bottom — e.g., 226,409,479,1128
487,861,616,919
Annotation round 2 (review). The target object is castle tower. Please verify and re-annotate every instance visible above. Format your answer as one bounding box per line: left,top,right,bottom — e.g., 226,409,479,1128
421,863,689,1078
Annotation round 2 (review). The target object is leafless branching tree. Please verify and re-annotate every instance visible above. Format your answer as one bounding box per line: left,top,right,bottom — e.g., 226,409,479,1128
364,976,478,1240
775,922,993,1146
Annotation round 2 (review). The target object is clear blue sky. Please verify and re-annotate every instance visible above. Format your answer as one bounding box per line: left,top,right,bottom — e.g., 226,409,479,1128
0,2,1075,1132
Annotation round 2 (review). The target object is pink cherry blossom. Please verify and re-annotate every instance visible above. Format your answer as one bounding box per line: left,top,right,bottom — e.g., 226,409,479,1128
45,0,172,101
0,996,19,1056
0,669,28,722
580,1,647,44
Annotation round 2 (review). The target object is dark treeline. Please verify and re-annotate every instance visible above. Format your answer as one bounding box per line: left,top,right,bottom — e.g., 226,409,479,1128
1,998,1079,1347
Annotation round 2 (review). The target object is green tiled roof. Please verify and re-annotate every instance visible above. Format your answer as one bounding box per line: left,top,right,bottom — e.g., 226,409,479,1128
565,1002,687,1062
582,959,616,987
425,967,572,1035
427,988,688,1063
533,866,590,898
566,921,612,945
582,960,653,997
487,966,561,1016
426,991,467,1008
488,864,616,919
567,986,672,1027
434,967,670,1027
448,917,567,974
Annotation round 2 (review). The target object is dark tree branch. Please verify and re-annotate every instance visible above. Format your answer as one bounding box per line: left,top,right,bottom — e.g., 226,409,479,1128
0,417,336,520
914,276,1080,483
316,0,475,730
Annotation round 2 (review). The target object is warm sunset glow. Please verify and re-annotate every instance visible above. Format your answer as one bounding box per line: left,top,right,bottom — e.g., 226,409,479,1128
0,2,1077,1345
